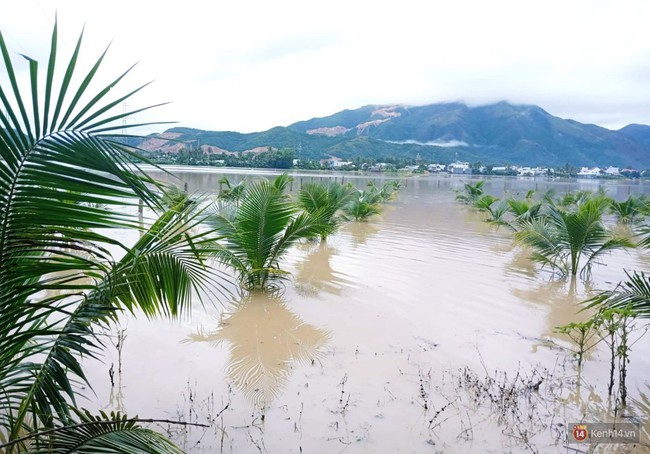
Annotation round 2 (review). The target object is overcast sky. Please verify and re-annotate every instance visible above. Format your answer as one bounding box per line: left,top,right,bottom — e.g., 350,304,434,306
2,0,650,135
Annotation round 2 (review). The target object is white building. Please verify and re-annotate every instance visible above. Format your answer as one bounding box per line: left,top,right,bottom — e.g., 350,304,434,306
369,163,390,172
448,161,472,174
603,166,620,176
427,164,446,172
517,167,548,176
577,167,601,178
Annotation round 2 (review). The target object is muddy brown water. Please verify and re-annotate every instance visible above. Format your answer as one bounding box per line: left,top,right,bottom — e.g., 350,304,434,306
84,169,650,453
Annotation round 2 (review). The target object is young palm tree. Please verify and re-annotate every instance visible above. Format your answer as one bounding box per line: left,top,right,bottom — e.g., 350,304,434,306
217,176,246,204
366,181,399,202
557,190,599,208
506,197,544,231
342,190,382,222
515,198,634,277
0,24,220,452
297,181,356,240
208,174,328,290
608,195,648,224
455,180,485,204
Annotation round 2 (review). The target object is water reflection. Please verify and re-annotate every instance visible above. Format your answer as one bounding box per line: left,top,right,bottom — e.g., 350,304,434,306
630,384,650,443
462,209,493,235
505,247,539,279
512,278,595,343
344,222,379,247
188,293,330,409
555,379,650,450
294,242,352,296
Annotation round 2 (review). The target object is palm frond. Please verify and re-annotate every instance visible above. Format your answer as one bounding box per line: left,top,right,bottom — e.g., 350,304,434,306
514,198,633,276
0,22,225,448
455,181,484,204
2,203,225,438
515,218,565,273
638,225,650,248
297,182,355,238
474,194,498,212
342,197,381,222
584,270,650,317
20,409,185,454
486,199,513,229
208,174,322,290
582,236,635,277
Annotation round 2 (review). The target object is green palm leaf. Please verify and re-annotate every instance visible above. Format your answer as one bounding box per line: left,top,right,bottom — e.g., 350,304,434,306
17,409,185,454
585,270,650,317
515,198,633,276
0,22,224,451
298,182,355,239
341,195,381,222
638,225,650,248
208,174,327,290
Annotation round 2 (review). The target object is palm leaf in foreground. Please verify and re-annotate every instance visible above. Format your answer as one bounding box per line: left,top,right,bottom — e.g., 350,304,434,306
0,22,222,451
585,271,650,318
1,203,223,446
10,410,185,454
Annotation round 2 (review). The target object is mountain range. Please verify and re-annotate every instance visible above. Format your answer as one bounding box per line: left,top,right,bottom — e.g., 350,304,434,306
135,102,650,168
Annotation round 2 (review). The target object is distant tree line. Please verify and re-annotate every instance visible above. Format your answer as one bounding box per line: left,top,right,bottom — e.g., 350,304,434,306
139,147,650,176
141,147,296,168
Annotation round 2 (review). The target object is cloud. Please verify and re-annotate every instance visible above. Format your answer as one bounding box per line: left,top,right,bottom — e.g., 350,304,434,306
385,139,469,148
4,0,650,134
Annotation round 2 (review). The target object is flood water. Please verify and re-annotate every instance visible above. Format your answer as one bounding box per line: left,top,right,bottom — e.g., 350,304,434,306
85,168,650,453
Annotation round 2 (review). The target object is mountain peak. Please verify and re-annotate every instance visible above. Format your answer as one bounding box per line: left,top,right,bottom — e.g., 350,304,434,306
138,102,650,168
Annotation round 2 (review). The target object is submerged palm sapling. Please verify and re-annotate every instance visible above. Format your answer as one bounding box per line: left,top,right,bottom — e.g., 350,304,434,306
208,174,329,290
342,190,382,222
455,180,485,205
515,196,634,277
297,181,356,240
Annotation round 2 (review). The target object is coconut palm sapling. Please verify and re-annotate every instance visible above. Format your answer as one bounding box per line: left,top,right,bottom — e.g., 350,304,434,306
297,181,356,240
515,197,633,277
209,174,329,290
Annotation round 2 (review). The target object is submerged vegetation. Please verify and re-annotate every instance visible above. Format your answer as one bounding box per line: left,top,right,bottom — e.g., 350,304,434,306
515,197,634,277
0,18,405,450
556,307,646,406
341,191,382,222
297,181,357,239
457,179,650,412
340,181,400,222
208,174,329,291
209,176,402,289
456,180,642,278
